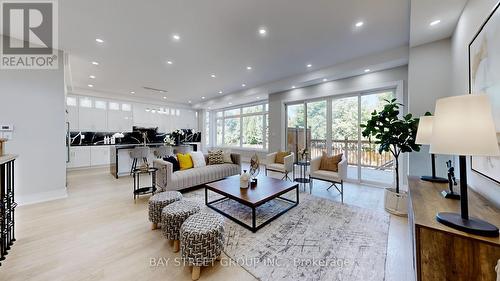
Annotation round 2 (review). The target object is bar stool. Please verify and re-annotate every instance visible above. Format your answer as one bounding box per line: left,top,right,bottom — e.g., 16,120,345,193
154,146,172,159
130,146,150,175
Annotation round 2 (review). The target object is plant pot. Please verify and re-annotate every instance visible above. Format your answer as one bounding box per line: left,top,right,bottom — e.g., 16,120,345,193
384,188,408,217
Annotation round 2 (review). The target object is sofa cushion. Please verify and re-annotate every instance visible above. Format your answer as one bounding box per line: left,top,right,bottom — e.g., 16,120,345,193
267,163,285,172
208,150,224,165
311,170,341,182
177,153,193,170
190,151,206,168
163,156,180,172
171,164,240,190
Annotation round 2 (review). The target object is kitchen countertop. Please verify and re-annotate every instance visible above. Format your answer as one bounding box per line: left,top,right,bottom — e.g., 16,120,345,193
0,154,18,165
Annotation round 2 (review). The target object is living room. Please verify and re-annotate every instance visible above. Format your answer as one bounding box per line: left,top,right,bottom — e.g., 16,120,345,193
1,0,499,280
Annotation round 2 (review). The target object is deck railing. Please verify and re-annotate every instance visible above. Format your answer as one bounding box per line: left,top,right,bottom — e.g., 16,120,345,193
309,138,393,169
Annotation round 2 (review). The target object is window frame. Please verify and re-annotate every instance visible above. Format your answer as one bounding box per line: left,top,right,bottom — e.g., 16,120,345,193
212,102,268,150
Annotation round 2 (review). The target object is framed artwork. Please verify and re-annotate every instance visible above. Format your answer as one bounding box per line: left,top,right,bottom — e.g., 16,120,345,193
469,1,500,185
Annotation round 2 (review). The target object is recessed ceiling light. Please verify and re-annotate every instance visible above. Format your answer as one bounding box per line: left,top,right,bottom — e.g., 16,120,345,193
292,85,296,89
246,66,252,70
91,61,99,65
355,21,364,27
306,64,312,68
88,84,94,88
167,60,173,65
322,78,327,82
208,107,211,110
258,28,267,36
229,102,232,105
89,75,96,79
218,90,223,94
172,34,180,41
210,74,216,78
163,96,167,99
364,69,371,72
201,96,205,99
188,100,192,103
256,96,260,99
242,83,246,87
430,20,441,26
130,91,135,94
95,38,104,43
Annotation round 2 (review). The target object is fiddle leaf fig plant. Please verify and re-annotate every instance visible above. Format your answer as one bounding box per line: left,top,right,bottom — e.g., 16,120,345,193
360,98,421,194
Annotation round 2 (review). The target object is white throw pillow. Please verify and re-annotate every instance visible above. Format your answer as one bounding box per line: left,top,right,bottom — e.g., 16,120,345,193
222,150,233,164
190,151,206,168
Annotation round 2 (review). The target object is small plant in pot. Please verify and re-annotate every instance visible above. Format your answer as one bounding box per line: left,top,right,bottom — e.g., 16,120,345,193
361,98,420,216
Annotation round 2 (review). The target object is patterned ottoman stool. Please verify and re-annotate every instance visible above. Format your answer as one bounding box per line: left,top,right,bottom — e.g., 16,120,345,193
148,191,182,230
180,212,225,281
161,200,201,252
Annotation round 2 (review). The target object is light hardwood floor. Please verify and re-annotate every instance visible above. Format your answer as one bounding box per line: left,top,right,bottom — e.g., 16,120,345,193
0,167,413,281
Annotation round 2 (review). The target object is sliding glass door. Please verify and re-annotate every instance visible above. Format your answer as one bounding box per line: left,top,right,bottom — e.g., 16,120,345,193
286,89,396,187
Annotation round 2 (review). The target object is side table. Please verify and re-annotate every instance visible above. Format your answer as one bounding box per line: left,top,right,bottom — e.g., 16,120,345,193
294,161,311,193
132,167,158,202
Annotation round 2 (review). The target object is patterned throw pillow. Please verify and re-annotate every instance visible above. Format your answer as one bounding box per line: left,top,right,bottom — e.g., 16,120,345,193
275,151,291,164
163,156,180,172
177,153,193,170
208,150,224,165
320,152,343,172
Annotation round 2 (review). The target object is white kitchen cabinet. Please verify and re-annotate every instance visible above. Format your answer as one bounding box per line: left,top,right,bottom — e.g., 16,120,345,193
90,146,110,166
78,97,107,132
108,107,133,132
67,146,91,168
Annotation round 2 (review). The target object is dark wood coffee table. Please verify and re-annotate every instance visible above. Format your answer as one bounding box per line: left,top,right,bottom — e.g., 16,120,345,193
205,175,299,232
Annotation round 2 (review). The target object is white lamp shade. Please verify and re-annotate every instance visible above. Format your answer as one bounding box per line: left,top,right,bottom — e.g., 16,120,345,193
430,95,500,156
415,116,434,145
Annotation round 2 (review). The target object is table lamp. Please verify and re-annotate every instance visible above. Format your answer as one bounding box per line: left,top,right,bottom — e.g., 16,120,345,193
430,95,500,237
415,116,448,183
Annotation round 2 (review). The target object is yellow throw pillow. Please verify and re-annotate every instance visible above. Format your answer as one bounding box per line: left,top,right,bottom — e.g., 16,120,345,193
177,153,193,170
275,151,291,164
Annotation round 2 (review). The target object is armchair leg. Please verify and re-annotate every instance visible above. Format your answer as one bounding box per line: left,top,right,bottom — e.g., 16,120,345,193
341,180,344,203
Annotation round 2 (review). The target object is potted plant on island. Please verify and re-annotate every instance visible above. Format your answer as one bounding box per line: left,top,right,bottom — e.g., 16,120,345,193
361,98,421,216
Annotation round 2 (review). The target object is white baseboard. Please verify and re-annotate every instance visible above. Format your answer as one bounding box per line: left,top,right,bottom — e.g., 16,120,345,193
17,188,68,206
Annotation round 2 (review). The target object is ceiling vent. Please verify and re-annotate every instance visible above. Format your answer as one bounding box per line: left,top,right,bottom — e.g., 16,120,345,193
142,86,168,93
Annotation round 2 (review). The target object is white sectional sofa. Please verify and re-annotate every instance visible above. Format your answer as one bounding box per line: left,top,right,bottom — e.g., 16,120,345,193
153,153,241,191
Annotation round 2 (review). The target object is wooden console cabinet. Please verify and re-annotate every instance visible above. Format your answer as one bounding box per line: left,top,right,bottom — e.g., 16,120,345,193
408,176,500,281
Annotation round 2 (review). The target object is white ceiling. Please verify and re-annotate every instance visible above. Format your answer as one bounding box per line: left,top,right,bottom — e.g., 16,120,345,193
410,0,468,47
60,0,410,105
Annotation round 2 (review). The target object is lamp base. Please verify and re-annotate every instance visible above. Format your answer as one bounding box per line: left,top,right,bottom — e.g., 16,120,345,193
421,175,449,183
436,212,499,237
440,190,460,200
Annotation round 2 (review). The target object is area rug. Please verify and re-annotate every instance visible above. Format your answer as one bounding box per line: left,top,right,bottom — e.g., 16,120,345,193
183,189,389,281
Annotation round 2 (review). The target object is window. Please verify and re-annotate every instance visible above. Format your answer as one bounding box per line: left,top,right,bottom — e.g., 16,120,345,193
121,103,131,111
224,117,240,146
66,97,77,107
79,97,92,108
213,102,268,149
109,102,120,111
95,100,107,110
242,115,263,148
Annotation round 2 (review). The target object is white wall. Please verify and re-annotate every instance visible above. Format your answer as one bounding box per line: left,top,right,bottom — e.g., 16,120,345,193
407,39,454,178
0,46,67,205
451,0,500,206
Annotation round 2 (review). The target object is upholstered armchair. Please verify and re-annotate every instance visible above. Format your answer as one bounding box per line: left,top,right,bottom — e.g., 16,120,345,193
310,154,348,202
265,152,295,181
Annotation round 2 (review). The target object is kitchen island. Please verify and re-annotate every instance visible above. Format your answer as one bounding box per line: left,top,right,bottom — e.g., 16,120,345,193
109,144,194,178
